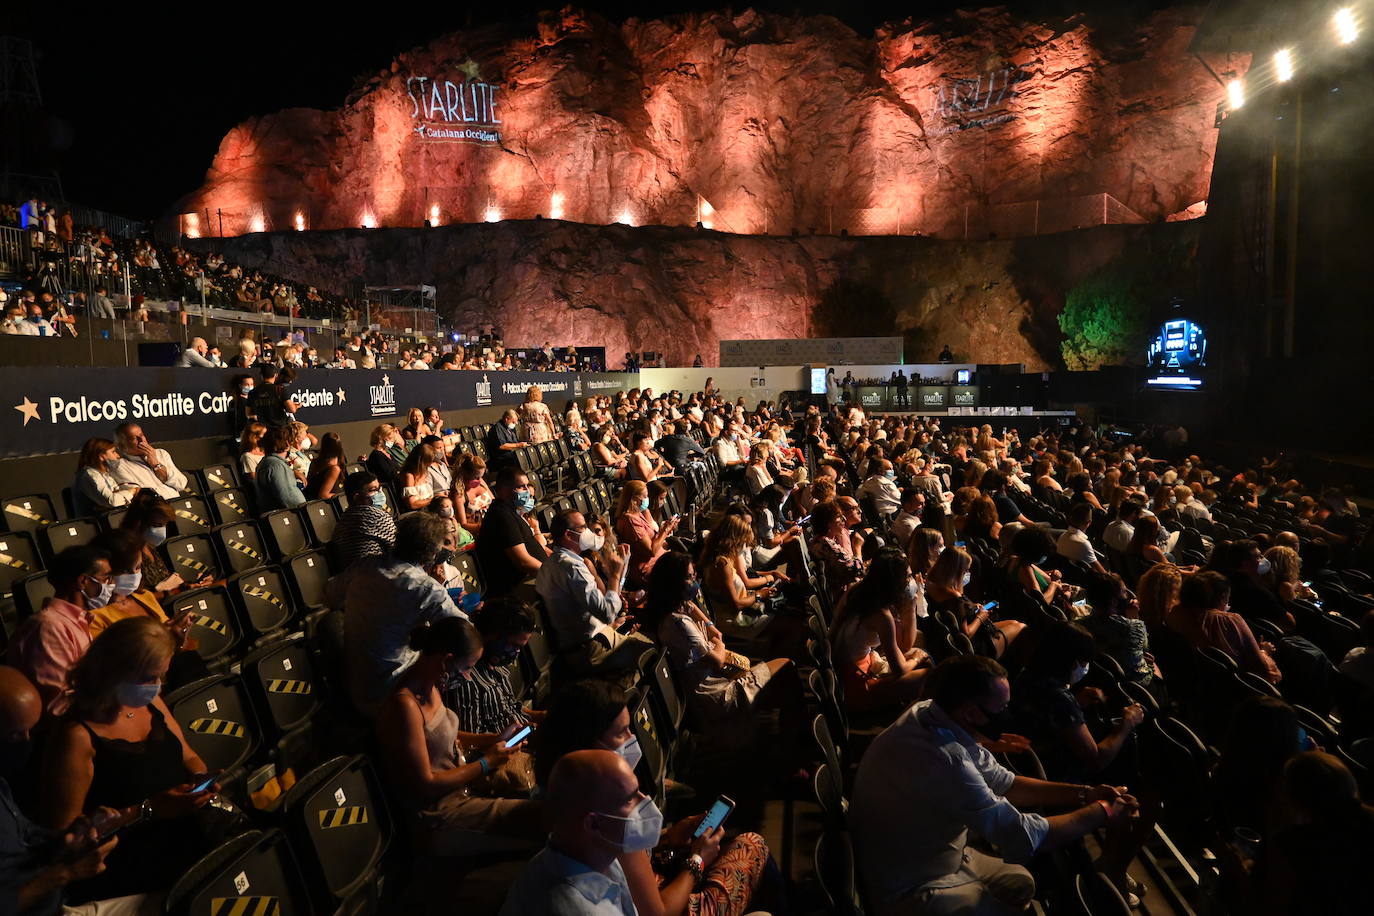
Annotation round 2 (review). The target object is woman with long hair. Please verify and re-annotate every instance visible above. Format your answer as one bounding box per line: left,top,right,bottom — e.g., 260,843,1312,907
119,489,211,595
452,453,492,536
398,442,438,511
926,546,1025,660
42,618,216,902
827,548,931,713
366,424,403,486
306,431,347,500
615,479,680,588
73,437,139,517
237,421,267,481
1136,563,1183,633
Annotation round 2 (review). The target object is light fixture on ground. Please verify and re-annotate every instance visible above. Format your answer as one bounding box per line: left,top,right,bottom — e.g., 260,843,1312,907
250,213,265,233
1227,78,1246,110
1273,48,1294,82
615,207,634,226
294,212,306,231
361,210,376,229
484,204,502,222
1334,7,1359,45
429,204,441,226
550,192,565,220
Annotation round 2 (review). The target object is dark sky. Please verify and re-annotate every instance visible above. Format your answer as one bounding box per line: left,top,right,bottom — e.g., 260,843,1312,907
5,1,1156,219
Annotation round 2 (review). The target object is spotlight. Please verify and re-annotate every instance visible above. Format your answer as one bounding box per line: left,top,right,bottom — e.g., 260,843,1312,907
616,208,634,226
1227,78,1246,110
550,192,565,220
250,213,265,234
361,211,376,229
484,206,502,222
429,204,441,226
294,212,306,231
1334,7,1359,45
1273,48,1294,82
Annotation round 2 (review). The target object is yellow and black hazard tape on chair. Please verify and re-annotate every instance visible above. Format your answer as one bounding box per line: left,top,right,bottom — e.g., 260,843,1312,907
265,679,312,696
192,615,230,637
241,585,286,613
174,508,210,529
0,553,31,571
216,493,248,516
206,470,230,489
176,555,212,576
210,896,280,916
318,805,369,829
3,504,51,527
226,539,263,563
189,717,246,739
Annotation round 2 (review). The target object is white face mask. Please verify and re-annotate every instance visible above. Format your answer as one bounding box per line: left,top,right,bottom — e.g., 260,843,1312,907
576,528,600,553
1069,662,1090,685
594,795,663,853
960,571,972,588
113,571,142,597
614,735,643,770
298,436,310,449
902,579,919,601
84,577,115,610
116,681,161,708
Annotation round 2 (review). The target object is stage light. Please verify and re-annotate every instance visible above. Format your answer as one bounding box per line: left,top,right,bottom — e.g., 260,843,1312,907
700,199,714,230
550,192,565,220
361,210,376,229
294,212,306,231
1227,78,1246,110
1273,48,1294,82
184,213,200,239
615,207,635,226
484,205,502,222
429,204,441,226
250,213,265,234
1334,7,1359,44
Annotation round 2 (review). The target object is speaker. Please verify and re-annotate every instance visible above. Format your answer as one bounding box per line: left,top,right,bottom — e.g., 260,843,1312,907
138,341,184,366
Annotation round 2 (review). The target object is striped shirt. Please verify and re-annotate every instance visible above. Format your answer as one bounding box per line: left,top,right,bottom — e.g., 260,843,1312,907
332,506,397,566
445,661,524,735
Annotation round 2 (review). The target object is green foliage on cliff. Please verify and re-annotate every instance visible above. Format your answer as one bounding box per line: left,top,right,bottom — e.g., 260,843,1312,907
1058,264,1153,371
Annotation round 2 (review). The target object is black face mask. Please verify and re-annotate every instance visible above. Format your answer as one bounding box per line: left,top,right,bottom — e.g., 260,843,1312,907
486,644,521,668
432,548,455,568
0,737,33,779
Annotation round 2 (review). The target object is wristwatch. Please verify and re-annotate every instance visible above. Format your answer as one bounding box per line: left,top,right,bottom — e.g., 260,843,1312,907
685,853,705,883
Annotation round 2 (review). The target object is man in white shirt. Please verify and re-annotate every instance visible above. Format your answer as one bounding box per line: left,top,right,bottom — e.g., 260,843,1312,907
178,337,217,367
891,487,926,546
850,655,1139,916
535,511,650,677
857,459,902,519
110,423,189,498
1176,486,1212,522
1056,504,1107,574
1103,500,1143,553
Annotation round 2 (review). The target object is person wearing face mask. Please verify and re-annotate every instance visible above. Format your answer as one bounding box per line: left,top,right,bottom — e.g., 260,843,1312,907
254,426,306,512
445,599,544,739
857,459,903,520
536,511,649,679
1213,538,1294,632
827,550,931,714
925,545,1025,661
530,681,777,916
72,437,141,517
851,655,1141,916
474,468,550,599
343,513,466,717
613,480,680,590
42,619,217,903
329,471,398,571
6,546,113,716
365,424,404,486
484,409,530,474
1012,621,1145,783
377,617,542,854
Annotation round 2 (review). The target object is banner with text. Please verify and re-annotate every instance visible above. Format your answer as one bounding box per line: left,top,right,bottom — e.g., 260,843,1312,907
1,368,638,458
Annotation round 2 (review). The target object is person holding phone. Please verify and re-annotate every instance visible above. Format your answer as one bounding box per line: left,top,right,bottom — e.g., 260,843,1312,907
376,617,543,852
41,618,217,903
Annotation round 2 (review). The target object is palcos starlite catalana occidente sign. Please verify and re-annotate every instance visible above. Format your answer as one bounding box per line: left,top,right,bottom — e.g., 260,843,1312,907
405,58,502,144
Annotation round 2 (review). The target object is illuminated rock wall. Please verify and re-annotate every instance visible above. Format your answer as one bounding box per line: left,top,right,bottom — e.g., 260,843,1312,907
175,5,1244,239
199,218,1202,370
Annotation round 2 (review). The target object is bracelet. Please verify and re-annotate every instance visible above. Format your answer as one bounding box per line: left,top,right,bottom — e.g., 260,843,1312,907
477,757,490,776
685,853,705,883
1097,799,1114,823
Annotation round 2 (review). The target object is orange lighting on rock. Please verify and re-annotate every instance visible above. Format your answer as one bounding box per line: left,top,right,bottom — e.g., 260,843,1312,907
550,192,565,220
250,213,266,234
184,213,200,239
1226,78,1245,110
615,207,635,226
294,212,306,231
484,205,502,222
429,203,441,225
700,199,714,229
361,210,377,229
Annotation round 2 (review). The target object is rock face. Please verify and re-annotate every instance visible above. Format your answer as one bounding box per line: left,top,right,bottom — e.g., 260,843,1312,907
197,218,1201,370
174,5,1243,240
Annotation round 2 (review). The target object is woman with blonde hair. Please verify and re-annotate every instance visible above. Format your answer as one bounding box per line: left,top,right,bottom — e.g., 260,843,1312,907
925,546,1024,659
1265,545,1317,605
1136,563,1183,632
285,420,314,484
366,423,405,485
519,386,556,444
615,479,680,588
452,453,492,535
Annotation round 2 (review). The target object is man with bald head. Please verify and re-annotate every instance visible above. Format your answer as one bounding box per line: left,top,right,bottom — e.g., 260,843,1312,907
177,338,215,368
0,666,132,915
500,749,652,915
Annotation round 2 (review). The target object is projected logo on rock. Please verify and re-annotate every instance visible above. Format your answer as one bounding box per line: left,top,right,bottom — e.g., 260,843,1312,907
405,58,502,145
929,65,1031,136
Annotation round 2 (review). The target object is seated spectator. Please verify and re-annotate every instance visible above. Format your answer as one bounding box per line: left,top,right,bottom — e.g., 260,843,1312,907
1080,573,1158,687
330,471,397,568
1123,514,1170,584
421,435,453,496
1212,540,1295,631
626,433,672,485
109,423,187,500
590,426,628,480
6,546,111,715
398,442,439,511
850,655,1141,915
699,515,781,639
1168,571,1282,684
926,545,1025,659
857,459,902,520
711,425,747,485
498,750,647,915
430,493,473,552
254,426,305,512
305,431,346,500
653,421,705,473
343,513,465,716
890,486,925,548
0,666,135,915
484,409,528,473
365,424,406,486
1258,751,1374,915
41,619,215,902
1264,545,1317,606
116,489,206,597
1339,610,1374,692
614,480,679,590
177,337,216,368
809,500,867,604
746,485,799,571
1137,562,1183,633
535,510,650,678
444,598,542,737
375,616,541,853
1104,499,1143,553
639,552,800,750
741,444,774,498
453,454,492,537
827,549,931,713
1013,621,1145,781
401,408,432,443
906,527,944,619
529,681,776,916
284,421,314,484
1177,485,1212,521
963,493,1002,544
1212,696,1301,844
473,468,549,598
237,422,267,482
72,437,140,517
1057,502,1107,574
1006,526,1069,607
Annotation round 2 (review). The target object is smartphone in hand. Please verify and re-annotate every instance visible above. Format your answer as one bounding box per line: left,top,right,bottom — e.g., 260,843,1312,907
693,795,736,838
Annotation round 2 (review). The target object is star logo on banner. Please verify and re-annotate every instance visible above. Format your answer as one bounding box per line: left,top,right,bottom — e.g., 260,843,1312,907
459,58,482,82
14,397,40,427
336,388,347,403
381,375,391,386
414,124,427,137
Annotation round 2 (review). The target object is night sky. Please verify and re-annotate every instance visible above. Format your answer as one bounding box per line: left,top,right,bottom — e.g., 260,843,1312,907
4,1,1166,219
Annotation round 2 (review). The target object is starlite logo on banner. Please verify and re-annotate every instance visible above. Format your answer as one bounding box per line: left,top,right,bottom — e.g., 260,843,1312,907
369,375,397,417
405,59,502,145
475,374,493,407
